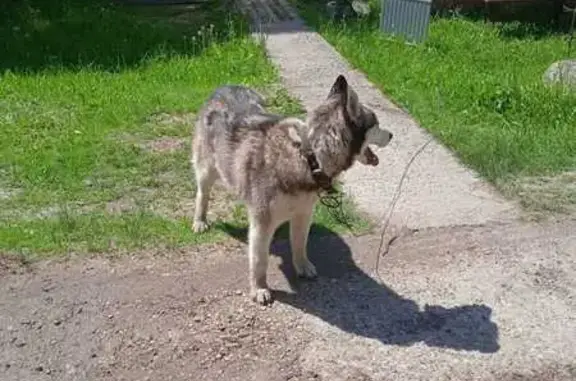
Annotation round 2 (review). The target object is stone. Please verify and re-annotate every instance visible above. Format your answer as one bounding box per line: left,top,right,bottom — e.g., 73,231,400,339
351,0,371,16
326,0,370,20
543,59,576,90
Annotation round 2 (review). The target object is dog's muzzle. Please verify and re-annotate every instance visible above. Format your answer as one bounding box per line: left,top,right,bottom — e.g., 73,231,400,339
366,127,393,147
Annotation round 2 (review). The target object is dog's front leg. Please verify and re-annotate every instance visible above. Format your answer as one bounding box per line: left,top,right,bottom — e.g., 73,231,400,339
290,209,317,279
248,213,275,305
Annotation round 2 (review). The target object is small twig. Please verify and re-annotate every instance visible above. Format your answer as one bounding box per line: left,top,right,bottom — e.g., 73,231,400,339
372,137,433,281
318,137,433,278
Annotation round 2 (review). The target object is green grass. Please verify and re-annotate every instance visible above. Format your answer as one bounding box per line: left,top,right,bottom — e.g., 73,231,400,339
0,0,369,257
294,1,576,212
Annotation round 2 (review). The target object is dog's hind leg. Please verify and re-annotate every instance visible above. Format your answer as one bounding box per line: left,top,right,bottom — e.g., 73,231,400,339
290,208,317,279
248,212,276,305
192,157,218,234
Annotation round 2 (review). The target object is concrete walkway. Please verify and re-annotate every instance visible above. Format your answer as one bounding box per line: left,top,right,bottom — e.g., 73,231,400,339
240,0,519,229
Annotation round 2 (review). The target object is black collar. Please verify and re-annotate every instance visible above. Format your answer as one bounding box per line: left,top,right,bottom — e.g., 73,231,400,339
303,150,336,193
294,124,336,194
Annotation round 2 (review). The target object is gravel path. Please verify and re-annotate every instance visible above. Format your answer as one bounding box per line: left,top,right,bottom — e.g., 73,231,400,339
1,220,576,380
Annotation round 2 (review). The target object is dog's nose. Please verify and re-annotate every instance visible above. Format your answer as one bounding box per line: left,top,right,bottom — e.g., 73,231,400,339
389,132,393,140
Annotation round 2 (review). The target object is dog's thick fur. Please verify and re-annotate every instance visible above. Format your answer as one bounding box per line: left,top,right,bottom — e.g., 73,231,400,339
191,75,393,305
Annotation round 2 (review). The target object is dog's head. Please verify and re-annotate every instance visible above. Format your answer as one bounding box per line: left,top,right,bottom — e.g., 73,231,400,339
306,75,393,176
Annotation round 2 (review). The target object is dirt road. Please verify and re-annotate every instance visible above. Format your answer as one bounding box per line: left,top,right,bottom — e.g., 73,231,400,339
2,219,575,380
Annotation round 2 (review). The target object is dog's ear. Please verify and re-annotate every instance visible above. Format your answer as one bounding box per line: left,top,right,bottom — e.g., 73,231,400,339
328,75,348,102
328,75,361,119
346,87,361,120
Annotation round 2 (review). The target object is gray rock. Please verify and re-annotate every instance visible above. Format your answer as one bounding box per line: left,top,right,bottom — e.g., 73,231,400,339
543,59,576,90
326,0,371,20
351,0,371,16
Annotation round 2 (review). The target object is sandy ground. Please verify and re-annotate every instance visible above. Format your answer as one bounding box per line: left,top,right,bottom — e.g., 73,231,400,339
2,219,575,381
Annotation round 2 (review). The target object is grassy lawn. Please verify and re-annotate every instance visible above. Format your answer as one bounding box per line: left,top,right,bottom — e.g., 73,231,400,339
0,0,368,257
294,1,576,214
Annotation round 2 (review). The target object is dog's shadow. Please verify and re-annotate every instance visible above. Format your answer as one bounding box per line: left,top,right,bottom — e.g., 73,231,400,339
217,222,500,353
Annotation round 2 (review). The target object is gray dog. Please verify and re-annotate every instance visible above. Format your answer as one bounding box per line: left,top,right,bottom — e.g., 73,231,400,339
191,75,393,305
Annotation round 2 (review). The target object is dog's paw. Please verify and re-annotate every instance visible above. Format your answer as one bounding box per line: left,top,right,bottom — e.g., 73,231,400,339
294,260,318,279
251,288,273,306
192,220,210,233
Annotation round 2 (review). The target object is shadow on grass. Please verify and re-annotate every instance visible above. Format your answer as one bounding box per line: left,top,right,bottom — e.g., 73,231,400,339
0,0,249,73
495,19,571,40
295,0,571,42
432,2,571,40
218,221,500,353
436,12,570,41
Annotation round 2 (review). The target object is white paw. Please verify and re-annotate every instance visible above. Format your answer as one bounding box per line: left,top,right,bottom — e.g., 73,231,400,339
251,288,273,305
294,259,318,279
192,220,210,233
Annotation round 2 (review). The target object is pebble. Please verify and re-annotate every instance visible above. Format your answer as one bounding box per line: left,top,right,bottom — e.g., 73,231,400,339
15,340,26,348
